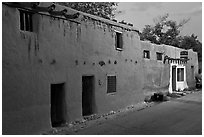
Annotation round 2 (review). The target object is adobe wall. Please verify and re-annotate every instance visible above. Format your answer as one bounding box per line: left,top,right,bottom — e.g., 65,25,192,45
141,42,169,95
3,2,199,134
2,3,144,134
185,49,199,87
141,41,198,95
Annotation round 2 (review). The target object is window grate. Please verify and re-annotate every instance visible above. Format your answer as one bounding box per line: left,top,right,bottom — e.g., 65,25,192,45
19,10,33,32
107,76,116,93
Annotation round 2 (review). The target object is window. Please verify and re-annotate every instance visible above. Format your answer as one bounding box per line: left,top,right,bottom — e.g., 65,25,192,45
115,31,123,50
191,66,194,79
180,51,188,59
156,52,162,61
143,50,150,59
19,10,33,32
177,68,184,81
107,75,116,93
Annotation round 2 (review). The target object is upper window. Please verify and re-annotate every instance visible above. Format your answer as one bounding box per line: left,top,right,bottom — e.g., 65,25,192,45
156,52,162,61
115,31,123,50
107,75,116,94
177,68,184,81
19,10,33,32
143,50,150,59
180,51,188,59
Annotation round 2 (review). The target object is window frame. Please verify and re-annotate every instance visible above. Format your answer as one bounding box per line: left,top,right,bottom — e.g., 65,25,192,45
115,30,123,51
106,75,117,94
156,52,163,61
19,9,33,32
177,68,184,82
143,50,150,59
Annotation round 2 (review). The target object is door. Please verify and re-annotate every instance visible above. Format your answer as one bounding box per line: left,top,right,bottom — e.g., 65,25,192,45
191,66,194,79
82,76,95,116
51,83,66,127
172,66,176,91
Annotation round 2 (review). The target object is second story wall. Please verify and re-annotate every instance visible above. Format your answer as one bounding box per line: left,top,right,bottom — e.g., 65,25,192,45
2,3,144,134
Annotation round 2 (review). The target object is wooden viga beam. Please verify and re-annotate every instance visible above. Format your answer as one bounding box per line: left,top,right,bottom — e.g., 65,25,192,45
49,8,80,19
32,3,56,12
32,4,80,19
64,12,80,19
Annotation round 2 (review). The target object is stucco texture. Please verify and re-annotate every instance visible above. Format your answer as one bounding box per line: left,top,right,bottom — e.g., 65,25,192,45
2,3,199,134
3,3,144,134
141,41,198,95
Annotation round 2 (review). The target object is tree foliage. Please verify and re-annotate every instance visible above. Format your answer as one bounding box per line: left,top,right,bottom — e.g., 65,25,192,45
57,2,118,19
180,34,202,61
140,14,202,61
140,14,190,47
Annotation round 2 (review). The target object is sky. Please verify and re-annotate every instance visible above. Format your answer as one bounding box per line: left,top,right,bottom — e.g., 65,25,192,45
115,2,202,42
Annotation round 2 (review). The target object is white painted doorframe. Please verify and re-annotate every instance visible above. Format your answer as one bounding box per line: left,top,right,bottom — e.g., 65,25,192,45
169,63,188,93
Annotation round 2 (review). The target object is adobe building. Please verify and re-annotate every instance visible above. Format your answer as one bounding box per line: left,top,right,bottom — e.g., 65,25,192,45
141,41,198,96
2,2,199,134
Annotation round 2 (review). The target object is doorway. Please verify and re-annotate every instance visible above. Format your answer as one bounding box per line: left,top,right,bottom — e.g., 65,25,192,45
82,76,95,116
191,66,194,79
172,66,176,91
50,83,66,127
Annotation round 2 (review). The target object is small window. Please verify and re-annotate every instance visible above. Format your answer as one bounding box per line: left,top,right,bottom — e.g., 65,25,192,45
156,52,162,61
177,68,184,81
143,50,150,59
107,75,116,93
191,66,194,79
115,31,123,50
19,10,33,32
180,51,188,59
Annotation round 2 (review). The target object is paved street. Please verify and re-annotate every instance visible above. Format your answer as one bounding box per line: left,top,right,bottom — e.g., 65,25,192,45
65,91,202,135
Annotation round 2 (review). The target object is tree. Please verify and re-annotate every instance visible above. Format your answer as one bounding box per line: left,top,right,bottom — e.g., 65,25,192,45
57,2,118,19
140,14,190,47
140,25,159,44
140,14,202,62
180,34,202,62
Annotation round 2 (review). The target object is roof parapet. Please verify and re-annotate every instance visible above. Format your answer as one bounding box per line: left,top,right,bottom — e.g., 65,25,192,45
3,2,139,33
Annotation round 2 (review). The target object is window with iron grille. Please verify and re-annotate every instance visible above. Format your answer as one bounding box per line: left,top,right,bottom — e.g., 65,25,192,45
115,31,123,50
177,68,184,81
19,10,33,32
156,52,162,61
143,50,150,59
107,75,116,93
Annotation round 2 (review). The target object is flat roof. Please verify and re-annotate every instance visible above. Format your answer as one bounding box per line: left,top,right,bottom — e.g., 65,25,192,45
3,2,140,33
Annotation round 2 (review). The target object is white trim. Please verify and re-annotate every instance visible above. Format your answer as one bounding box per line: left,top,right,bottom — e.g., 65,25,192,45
176,66,188,91
169,63,188,93
116,48,123,51
114,30,122,33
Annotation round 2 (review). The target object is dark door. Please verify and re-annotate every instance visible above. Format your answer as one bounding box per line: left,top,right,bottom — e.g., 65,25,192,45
82,76,95,116
51,83,66,127
172,66,176,91
191,66,194,79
